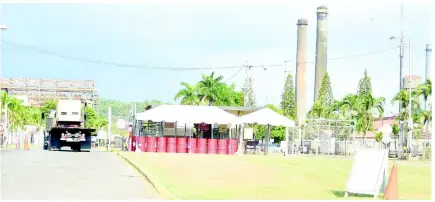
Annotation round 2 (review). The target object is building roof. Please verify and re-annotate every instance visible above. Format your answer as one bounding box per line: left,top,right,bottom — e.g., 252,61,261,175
217,106,264,116
145,105,264,117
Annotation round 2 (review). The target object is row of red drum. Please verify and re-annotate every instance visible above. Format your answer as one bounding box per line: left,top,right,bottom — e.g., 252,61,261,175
130,136,238,155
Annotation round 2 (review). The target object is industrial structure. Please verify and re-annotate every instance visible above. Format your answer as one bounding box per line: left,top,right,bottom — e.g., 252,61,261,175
313,5,329,101
402,75,423,90
0,77,99,109
295,18,308,121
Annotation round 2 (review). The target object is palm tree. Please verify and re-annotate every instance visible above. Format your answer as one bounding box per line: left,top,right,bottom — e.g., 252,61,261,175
308,101,329,119
392,89,421,112
174,82,201,105
392,122,400,154
197,72,224,106
392,89,422,130
356,93,385,143
338,94,359,121
417,78,432,105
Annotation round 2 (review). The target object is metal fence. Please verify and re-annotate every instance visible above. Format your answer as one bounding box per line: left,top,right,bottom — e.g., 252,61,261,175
284,119,357,156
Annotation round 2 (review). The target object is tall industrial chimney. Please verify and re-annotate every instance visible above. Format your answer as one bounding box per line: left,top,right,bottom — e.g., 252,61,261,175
313,5,329,101
296,19,308,121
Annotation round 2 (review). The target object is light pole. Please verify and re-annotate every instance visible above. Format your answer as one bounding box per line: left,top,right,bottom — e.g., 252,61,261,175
0,3,7,79
407,38,412,152
390,4,405,116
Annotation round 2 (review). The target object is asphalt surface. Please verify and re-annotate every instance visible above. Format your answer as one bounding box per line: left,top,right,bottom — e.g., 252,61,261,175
0,148,161,200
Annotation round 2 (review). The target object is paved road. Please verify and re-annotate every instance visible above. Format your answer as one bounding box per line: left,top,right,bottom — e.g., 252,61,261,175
1,149,161,200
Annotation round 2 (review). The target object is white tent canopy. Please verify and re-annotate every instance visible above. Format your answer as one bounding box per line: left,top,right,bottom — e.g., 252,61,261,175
135,105,240,125
239,107,295,127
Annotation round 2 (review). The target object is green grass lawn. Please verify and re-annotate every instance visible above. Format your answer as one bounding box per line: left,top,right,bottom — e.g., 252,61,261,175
120,152,431,200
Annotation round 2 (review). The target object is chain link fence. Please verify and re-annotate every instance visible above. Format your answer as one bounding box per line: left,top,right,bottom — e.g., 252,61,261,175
286,119,358,156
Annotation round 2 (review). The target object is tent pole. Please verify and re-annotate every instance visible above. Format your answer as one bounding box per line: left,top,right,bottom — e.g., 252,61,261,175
175,121,177,137
229,123,232,149
285,126,289,156
188,123,191,154
264,124,270,155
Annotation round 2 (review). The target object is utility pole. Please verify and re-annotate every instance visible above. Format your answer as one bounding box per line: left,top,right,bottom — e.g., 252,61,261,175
243,61,253,107
0,4,7,79
407,38,412,152
107,106,111,152
399,4,405,112
4,103,7,146
425,44,432,110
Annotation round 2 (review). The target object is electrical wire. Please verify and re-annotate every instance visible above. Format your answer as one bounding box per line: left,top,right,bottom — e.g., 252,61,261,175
225,67,244,82
2,40,245,71
328,46,399,61
2,39,399,71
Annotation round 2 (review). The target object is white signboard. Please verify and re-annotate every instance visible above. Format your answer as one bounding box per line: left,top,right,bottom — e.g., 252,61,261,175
243,128,254,140
345,148,388,198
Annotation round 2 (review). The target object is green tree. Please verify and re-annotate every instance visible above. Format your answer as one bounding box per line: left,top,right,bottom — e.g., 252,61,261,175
41,99,57,121
417,78,432,105
356,69,373,97
391,89,421,131
85,106,107,131
308,73,334,119
213,83,244,107
392,122,400,152
1,92,27,130
197,72,225,106
375,131,383,143
317,72,334,107
174,82,201,105
280,73,296,120
356,93,385,143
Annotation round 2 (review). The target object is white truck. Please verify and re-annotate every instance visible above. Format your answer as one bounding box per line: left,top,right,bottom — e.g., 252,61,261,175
42,100,96,151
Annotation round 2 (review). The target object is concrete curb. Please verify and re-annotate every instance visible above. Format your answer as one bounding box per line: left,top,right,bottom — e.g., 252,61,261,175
116,152,178,200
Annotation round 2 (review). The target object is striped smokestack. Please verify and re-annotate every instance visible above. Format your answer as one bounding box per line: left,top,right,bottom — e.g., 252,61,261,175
313,5,329,101
296,18,308,121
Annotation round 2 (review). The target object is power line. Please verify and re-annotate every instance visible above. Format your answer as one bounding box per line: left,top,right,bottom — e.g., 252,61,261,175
3,39,399,71
2,40,246,71
328,46,399,61
225,67,244,82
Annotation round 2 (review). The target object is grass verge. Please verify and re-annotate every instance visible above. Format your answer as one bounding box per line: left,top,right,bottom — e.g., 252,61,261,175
119,152,431,200
117,151,177,200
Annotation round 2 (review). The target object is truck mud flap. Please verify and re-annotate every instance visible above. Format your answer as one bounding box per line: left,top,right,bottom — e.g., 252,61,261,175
80,136,92,150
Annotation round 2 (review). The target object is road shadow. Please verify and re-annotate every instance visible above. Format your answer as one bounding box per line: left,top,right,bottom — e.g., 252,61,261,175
47,149,91,153
327,190,376,199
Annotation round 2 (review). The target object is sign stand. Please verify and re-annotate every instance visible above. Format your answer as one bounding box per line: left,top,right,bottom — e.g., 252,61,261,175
345,148,388,199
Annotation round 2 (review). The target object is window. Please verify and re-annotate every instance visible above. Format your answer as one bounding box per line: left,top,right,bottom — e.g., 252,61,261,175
61,112,67,115
72,112,79,115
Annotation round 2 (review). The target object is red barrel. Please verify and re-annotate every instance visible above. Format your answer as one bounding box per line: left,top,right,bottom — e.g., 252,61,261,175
166,137,177,153
156,137,167,153
217,139,228,155
228,138,239,155
176,137,188,153
131,136,137,152
197,138,208,154
187,137,197,153
138,136,147,152
146,136,157,152
207,139,218,154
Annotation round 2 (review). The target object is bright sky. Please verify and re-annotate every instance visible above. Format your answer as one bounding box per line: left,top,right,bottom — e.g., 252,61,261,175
0,1,432,116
